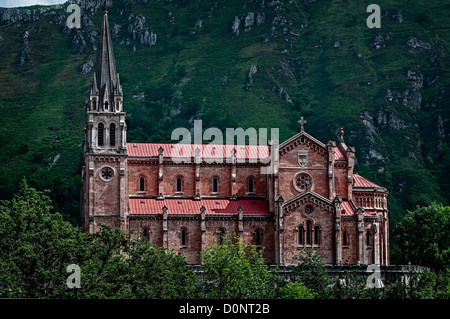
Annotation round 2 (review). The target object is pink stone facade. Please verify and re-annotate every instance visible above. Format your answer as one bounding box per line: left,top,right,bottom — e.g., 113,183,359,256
80,9,390,266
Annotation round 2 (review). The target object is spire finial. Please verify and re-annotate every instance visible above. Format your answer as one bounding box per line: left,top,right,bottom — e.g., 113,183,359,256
103,0,108,14
298,116,307,132
339,127,344,141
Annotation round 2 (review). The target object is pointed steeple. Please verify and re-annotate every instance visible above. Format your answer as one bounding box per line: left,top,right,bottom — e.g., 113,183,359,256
94,1,119,109
91,72,98,94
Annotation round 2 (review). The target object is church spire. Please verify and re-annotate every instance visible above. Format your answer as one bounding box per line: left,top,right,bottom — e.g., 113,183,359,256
93,1,120,109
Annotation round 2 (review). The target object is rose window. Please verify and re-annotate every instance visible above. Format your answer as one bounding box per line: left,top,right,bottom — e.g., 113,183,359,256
293,172,313,192
101,167,114,181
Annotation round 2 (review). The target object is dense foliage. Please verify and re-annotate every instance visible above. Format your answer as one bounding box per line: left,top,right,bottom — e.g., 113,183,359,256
0,180,196,298
395,202,449,271
199,233,280,299
0,182,448,299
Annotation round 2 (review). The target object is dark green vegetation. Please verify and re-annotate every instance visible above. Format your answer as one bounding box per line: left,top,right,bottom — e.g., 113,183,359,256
0,1,449,263
0,181,448,298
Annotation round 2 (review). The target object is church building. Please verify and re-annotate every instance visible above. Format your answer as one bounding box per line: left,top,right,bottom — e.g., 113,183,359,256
81,7,390,266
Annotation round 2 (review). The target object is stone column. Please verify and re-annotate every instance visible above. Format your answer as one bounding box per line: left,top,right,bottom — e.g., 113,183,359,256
195,147,201,196
88,157,95,233
346,147,355,201
158,147,164,198
357,207,365,264
327,141,336,200
162,205,168,248
275,196,285,266
200,206,206,253
231,148,236,196
334,198,342,265
238,206,244,234
373,223,379,265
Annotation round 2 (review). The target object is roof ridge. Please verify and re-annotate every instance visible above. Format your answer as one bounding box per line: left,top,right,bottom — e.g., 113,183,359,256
283,190,333,206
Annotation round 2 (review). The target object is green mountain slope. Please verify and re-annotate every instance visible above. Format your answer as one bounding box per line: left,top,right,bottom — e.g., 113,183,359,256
0,0,449,247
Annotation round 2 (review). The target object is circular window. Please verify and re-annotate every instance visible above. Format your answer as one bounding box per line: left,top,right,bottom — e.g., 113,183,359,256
293,172,313,192
100,167,114,181
304,204,314,215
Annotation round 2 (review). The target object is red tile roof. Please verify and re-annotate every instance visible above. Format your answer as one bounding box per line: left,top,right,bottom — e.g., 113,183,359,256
129,198,270,216
127,143,270,160
340,200,355,216
363,209,377,216
335,146,347,161
340,200,379,216
353,173,381,188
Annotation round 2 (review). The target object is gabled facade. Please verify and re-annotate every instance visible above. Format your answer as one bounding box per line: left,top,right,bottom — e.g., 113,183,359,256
81,8,390,266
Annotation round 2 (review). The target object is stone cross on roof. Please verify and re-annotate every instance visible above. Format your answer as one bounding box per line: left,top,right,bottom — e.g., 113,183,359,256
298,116,307,132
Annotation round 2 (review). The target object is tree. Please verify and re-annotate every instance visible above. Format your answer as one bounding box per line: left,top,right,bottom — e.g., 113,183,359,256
335,270,384,299
0,181,196,299
199,233,278,299
278,281,314,299
396,202,449,271
385,270,449,299
77,225,197,299
290,248,333,299
0,178,88,298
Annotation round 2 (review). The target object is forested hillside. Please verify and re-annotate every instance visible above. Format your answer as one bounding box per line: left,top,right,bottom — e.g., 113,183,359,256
0,0,449,242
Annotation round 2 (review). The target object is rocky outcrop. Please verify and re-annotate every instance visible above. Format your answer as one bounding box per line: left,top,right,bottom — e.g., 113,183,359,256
386,87,422,111
370,33,391,50
406,37,432,54
79,58,94,75
0,7,44,23
231,12,265,35
386,67,425,112
17,30,34,68
127,14,157,46
375,108,407,130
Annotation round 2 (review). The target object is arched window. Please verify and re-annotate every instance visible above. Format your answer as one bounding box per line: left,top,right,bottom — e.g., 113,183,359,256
343,230,348,246
104,101,109,111
212,177,218,193
255,228,262,247
139,176,145,192
109,123,116,147
115,99,120,111
98,123,104,146
176,176,182,193
314,226,321,245
92,98,97,111
306,220,312,245
248,177,254,193
366,231,371,247
298,225,304,246
181,228,187,247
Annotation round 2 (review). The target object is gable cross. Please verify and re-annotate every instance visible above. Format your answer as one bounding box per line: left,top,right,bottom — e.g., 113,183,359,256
298,116,307,132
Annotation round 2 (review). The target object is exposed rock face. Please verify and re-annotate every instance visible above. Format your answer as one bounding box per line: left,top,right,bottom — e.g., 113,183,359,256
17,30,34,68
386,87,422,111
127,15,157,46
370,33,391,49
79,58,94,75
231,12,265,35
0,8,42,23
231,16,241,35
248,64,257,83
386,67,425,112
406,37,432,53
375,108,407,130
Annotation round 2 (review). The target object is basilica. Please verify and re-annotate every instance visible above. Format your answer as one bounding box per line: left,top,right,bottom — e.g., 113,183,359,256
81,7,390,266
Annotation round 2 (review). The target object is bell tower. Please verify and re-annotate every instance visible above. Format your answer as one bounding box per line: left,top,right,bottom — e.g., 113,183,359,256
81,3,128,233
